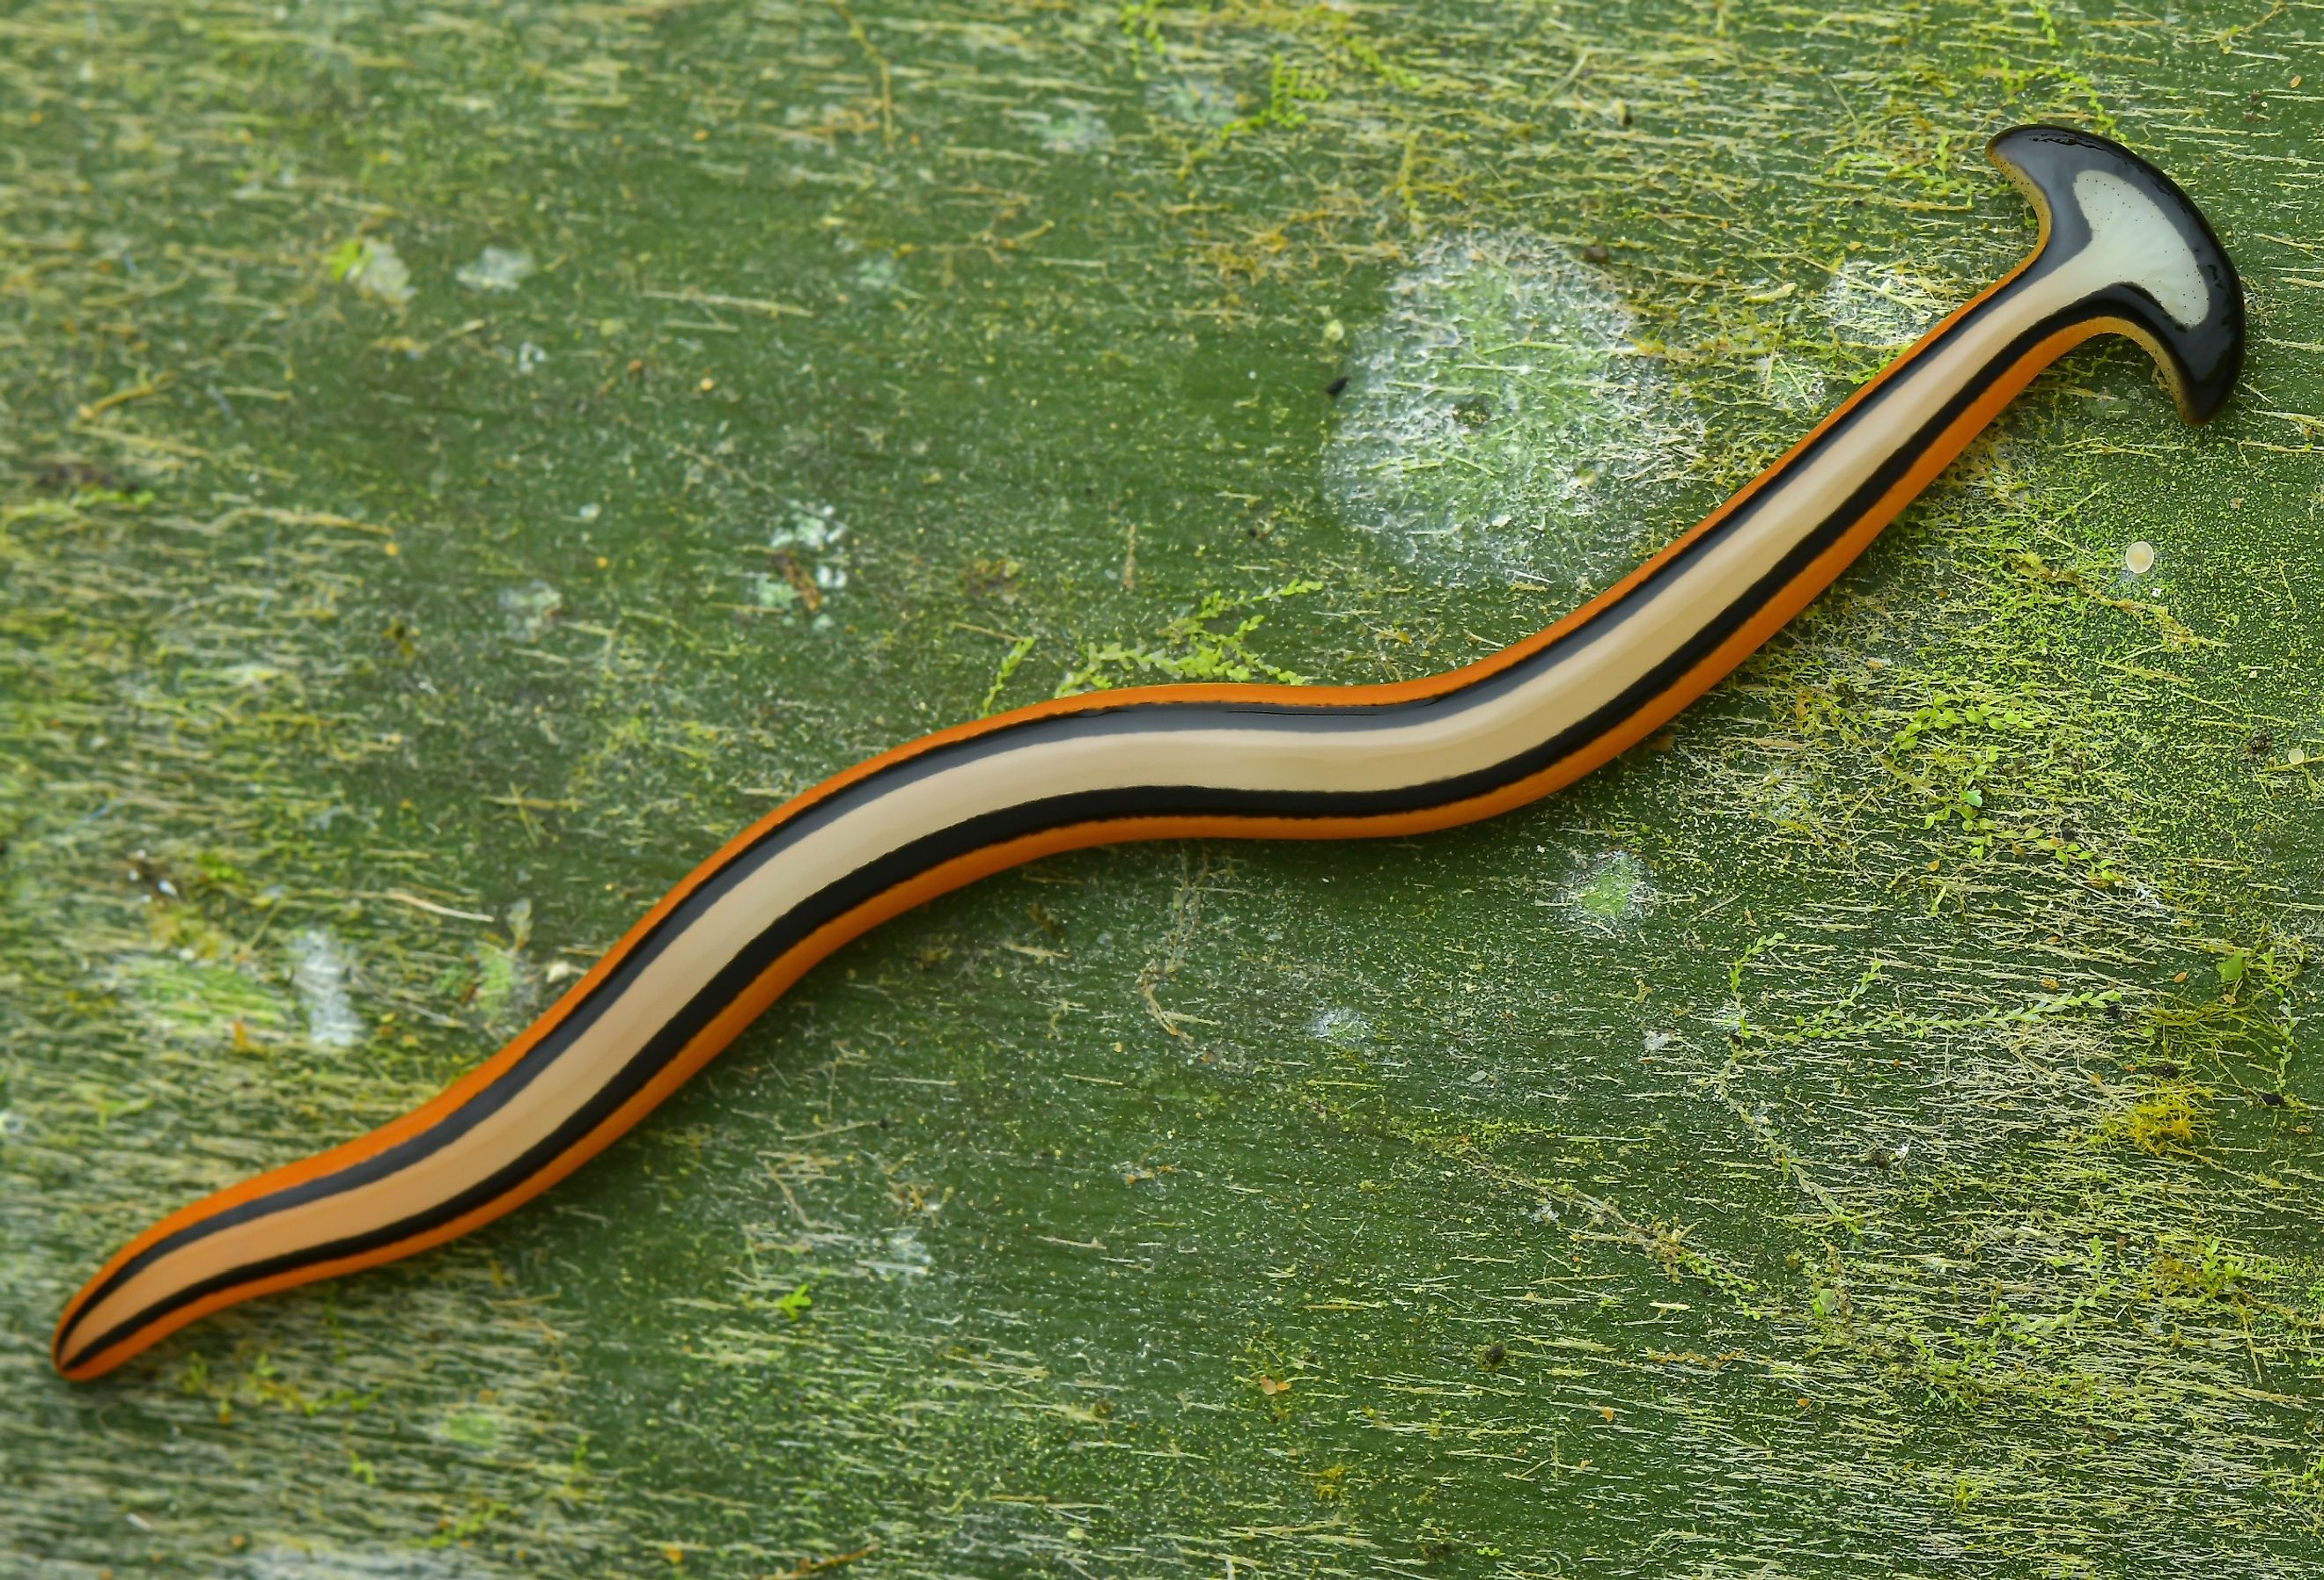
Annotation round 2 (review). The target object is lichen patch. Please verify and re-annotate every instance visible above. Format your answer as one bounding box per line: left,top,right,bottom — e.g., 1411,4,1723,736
290,930,363,1051
1326,231,1703,599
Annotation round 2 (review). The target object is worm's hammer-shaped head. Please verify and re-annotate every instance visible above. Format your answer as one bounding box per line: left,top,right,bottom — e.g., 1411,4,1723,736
1989,125,2245,423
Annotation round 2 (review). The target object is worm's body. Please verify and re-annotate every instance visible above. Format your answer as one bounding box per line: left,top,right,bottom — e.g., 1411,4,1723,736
55,128,2243,1379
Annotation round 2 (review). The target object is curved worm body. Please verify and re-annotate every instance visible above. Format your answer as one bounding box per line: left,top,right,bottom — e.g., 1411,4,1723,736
55,128,2242,1380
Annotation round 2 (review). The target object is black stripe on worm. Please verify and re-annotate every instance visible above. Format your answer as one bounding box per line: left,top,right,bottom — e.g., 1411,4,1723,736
55,125,2244,1381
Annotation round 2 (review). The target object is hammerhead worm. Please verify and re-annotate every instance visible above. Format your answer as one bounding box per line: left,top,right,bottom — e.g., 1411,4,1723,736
55,126,2244,1379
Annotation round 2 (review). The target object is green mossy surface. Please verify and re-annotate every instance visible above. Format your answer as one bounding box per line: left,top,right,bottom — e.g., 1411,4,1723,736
6,2,2324,1575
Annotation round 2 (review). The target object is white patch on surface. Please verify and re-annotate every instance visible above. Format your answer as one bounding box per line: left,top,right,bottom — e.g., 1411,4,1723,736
1563,849,1651,929
1012,101,1113,154
1820,259,1947,354
339,238,414,306
291,929,363,1050
1748,762,1829,834
1152,73,1236,129
246,1547,488,1579
872,1227,933,1280
219,660,288,689
1311,1007,1371,1046
498,578,564,638
1325,231,1703,594
1756,347,1833,414
454,245,535,293
853,253,903,293
754,503,851,622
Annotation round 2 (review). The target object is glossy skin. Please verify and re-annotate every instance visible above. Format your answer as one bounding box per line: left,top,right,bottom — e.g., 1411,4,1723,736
53,127,2244,1382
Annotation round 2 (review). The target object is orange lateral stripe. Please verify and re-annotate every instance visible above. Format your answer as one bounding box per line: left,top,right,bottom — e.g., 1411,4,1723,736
60,315,2100,1378
56,210,2092,1379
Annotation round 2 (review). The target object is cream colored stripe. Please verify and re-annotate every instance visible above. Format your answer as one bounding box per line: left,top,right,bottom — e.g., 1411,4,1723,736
74,237,2132,1354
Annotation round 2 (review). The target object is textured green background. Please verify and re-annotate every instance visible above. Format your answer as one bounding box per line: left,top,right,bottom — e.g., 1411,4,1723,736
6,2,2324,1576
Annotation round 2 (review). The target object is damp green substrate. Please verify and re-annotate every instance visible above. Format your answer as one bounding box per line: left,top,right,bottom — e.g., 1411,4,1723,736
7,2,2324,1575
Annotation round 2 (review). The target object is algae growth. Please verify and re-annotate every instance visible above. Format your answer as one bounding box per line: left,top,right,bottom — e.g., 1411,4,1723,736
6,1,2324,1576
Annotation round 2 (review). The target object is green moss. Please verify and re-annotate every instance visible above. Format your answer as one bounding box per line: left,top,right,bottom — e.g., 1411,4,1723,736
1052,578,1325,695
7,0,2324,1574
2104,1087,2206,1155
